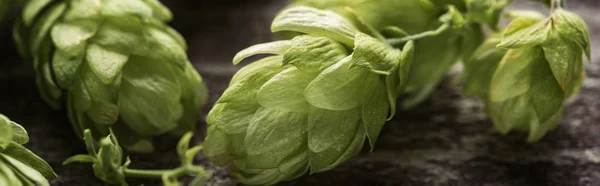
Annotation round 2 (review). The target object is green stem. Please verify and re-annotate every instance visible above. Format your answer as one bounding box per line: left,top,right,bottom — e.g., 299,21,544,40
123,165,207,179
386,24,450,47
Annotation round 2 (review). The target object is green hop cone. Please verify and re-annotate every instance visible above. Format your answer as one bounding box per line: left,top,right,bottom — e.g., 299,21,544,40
203,6,413,185
0,114,57,186
14,0,208,153
466,9,590,142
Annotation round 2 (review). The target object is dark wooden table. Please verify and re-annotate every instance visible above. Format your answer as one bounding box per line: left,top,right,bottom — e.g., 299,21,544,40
0,0,599,185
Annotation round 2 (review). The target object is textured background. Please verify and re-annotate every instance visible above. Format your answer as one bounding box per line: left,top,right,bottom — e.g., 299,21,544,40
0,0,599,185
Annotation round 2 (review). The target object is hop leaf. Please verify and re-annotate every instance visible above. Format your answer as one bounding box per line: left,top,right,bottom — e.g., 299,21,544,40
0,114,57,186
16,0,208,153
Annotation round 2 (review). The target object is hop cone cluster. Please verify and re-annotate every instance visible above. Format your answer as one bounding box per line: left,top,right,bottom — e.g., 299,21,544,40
464,10,590,141
14,0,208,152
203,6,413,185
0,114,57,186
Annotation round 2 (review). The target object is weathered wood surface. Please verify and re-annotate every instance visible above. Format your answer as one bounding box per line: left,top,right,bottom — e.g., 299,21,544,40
0,0,598,185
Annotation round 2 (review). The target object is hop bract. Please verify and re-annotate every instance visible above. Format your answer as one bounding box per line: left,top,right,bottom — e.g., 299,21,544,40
0,114,57,186
14,0,208,153
466,9,590,142
203,6,413,185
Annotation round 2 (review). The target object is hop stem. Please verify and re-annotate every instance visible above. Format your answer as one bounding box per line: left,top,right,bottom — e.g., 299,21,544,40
386,24,450,47
551,0,564,10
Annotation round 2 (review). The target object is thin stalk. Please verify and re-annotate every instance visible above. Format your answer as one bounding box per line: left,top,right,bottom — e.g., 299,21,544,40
551,0,564,10
386,24,450,47
123,165,207,179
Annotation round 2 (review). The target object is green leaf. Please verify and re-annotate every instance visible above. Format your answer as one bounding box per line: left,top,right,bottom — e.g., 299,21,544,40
202,126,231,166
304,56,370,110
308,107,361,172
22,0,53,26
52,49,85,89
51,23,94,56
10,122,29,145
232,41,291,65
282,35,348,72
145,27,188,67
63,0,102,21
498,17,550,48
86,44,129,84
350,33,402,75
490,48,537,102
2,142,57,179
527,107,563,142
218,59,283,104
92,20,149,56
505,10,546,20
361,74,388,149
487,95,536,135
542,32,580,90
230,56,282,85
0,161,22,186
552,9,591,61
398,40,414,90
244,107,307,156
101,0,153,18
1,154,50,186
29,2,66,56
63,155,95,165
257,67,316,112
463,39,505,97
143,0,173,21
207,102,259,134
529,49,565,124
0,115,12,150
271,6,359,46
118,57,182,136
243,134,304,170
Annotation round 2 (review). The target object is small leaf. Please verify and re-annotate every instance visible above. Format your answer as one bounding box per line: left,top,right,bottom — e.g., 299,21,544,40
552,9,591,61
207,102,259,134
63,0,102,21
487,95,536,134
1,154,50,186
498,17,550,48
230,56,282,85
0,161,21,186
490,48,538,102
51,23,94,56
542,32,580,90
282,35,348,72
143,0,173,21
271,6,359,46
10,122,29,145
63,155,95,165
232,41,291,65
350,33,402,75
529,50,565,124
86,44,130,84
2,142,57,179
202,126,231,166
308,107,361,172
52,49,85,89
22,0,53,26
304,56,370,110
398,40,414,90
362,74,388,149
145,27,188,67
218,59,282,104
30,2,67,56
257,67,316,112
0,115,12,150
244,107,307,156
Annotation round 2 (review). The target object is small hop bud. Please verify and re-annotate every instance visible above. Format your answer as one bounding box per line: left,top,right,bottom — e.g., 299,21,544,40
466,9,590,142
